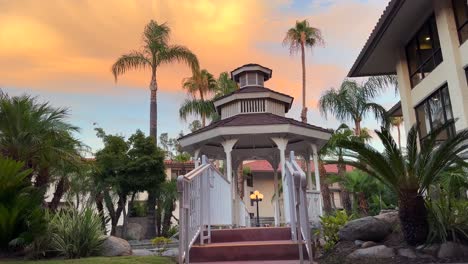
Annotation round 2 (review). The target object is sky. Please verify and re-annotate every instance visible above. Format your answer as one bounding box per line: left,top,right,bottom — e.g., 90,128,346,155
0,0,402,152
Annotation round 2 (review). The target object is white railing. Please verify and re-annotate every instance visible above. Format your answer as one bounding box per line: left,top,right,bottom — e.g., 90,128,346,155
307,190,322,227
285,151,314,263
177,156,232,264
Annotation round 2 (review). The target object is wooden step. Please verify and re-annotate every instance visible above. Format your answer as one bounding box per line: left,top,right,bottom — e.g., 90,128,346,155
209,227,292,243
190,240,309,262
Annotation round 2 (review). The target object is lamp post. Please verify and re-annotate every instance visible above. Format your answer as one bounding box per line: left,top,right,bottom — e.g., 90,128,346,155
250,190,264,227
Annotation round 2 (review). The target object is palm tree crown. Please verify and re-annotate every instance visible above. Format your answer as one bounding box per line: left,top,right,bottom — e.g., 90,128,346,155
319,79,388,136
283,19,324,123
112,20,199,141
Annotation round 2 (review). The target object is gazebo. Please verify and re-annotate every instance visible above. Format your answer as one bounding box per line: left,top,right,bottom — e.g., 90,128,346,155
178,63,332,227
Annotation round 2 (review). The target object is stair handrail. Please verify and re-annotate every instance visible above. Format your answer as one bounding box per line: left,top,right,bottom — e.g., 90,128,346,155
285,151,314,263
177,155,231,264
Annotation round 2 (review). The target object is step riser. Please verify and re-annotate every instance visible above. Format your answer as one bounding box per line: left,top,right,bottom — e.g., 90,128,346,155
209,227,291,243
190,244,308,262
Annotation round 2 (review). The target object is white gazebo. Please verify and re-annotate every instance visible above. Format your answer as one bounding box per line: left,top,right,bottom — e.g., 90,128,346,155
178,63,332,227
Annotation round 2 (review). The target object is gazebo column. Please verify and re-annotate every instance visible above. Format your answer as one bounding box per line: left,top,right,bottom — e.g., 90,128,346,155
267,157,280,227
193,148,201,168
222,139,238,226
305,153,314,190
271,137,289,225
311,143,323,216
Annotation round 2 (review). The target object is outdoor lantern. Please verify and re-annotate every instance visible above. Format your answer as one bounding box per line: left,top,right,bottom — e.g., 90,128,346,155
250,190,264,227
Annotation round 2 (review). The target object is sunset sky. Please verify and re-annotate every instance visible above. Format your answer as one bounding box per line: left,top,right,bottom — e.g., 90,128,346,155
0,0,400,151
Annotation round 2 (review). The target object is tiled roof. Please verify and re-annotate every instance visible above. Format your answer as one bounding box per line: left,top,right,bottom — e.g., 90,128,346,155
179,113,332,140
244,160,354,174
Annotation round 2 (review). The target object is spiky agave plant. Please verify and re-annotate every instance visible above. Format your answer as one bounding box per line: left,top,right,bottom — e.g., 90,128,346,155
335,124,468,245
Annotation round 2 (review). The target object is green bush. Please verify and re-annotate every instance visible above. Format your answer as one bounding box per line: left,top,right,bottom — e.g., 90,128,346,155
426,194,468,244
316,210,353,251
49,207,105,258
151,237,171,256
0,157,46,250
130,201,147,217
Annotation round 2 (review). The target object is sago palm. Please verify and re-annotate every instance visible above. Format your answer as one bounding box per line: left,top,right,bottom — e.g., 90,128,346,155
335,124,468,245
180,69,217,127
112,20,199,141
283,19,324,123
319,79,389,136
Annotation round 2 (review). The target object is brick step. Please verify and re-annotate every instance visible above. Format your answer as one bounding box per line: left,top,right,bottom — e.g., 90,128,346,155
208,227,292,243
190,240,309,262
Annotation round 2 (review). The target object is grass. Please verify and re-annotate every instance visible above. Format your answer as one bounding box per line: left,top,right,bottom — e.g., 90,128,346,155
0,256,175,264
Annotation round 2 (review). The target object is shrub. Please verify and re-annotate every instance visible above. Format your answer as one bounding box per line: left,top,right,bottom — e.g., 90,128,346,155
49,207,105,258
0,157,45,251
316,210,353,251
426,194,468,244
151,236,172,256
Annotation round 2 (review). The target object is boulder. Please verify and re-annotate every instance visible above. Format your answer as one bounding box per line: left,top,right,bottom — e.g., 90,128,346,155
101,236,132,256
338,216,392,242
348,245,395,259
397,248,417,258
437,242,468,259
354,240,364,247
417,244,440,257
126,223,144,240
361,241,377,248
374,210,399,226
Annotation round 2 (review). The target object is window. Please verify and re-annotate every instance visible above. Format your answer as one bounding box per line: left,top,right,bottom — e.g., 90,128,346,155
246,173,253,187
415,85,455,143
241,99,266,113
406,15,443,87
239,72,264,87
453,0,468,44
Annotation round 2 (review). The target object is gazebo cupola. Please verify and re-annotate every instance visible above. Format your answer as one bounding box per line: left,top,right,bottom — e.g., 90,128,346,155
213,64,294,120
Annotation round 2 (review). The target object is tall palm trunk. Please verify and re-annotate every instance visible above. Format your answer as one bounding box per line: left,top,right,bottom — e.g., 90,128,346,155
354,119,361,136
357,192,369,216
319,161,332,214
399,189,428,245
146,191,157,238
199,90,206,127
397,125,401,149
149,71,157,142
300,41,307,123
337,156,352,213
49,176,69,211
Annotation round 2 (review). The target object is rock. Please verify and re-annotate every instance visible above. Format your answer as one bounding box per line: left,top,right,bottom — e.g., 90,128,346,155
354,240,364,247
125,223,144,240
101,236,132,256
348,245,395,259
361,241,377,248
374,210,399,226
338,216,392,242
417,244,440,257
437,241,468,259
397,248,417,258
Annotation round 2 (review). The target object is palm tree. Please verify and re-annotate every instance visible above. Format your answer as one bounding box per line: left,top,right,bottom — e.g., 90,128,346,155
283,19,324,123
215,72,238,98
335,124,468,245
319,79,389,136
112,20,199,141
391,116,404,149
180,69,217,127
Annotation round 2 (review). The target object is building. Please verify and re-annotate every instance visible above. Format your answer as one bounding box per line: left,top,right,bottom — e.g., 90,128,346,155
349,0,468,144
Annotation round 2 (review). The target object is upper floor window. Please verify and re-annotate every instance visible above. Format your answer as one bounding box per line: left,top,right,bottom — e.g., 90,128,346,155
406,15,443,88
239,72,264,88
452,0,468,44
415,85,455,143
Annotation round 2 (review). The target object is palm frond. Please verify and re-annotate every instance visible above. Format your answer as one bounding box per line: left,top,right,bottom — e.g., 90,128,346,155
179,99,215,121
157,45,199,72
111,51,151,81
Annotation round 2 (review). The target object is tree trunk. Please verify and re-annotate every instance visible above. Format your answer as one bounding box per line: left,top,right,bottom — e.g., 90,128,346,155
337,156,352,213
49,176,69,211
150,72,158,143
300,42,307,123
147,190,157,238
122,192,136,239
397,125,401,149
398,189,428,245
113,195,126,237
319,161,332,214
161,202,175,237
95,192,106,233
357,192,369,216
354,120,361,136
237,164,244,199
200,90,206,127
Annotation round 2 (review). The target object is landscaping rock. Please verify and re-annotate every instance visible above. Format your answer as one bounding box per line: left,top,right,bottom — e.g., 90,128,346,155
374,210,399,226
126,222,144,240
101,236,132,256
417,244,440,257
437,241,468,259
361,241,377,248
348,245,395,259
397,248,417,258
354,240,364,247
338,216,392,242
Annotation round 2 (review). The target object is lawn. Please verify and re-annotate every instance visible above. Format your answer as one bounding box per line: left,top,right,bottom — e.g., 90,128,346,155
0,256,175,264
